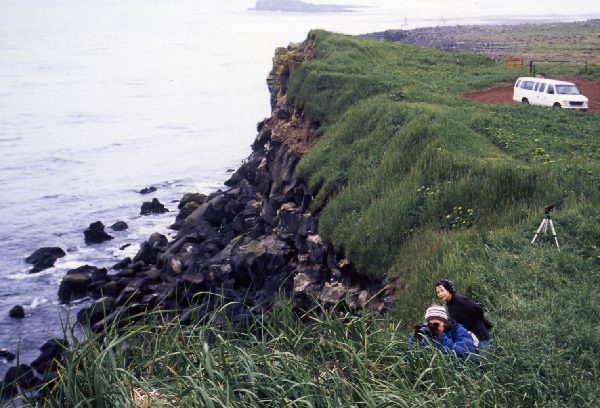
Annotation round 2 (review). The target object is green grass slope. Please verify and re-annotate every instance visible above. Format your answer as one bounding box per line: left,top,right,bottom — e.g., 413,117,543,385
36,30,598,407
290,30,599,403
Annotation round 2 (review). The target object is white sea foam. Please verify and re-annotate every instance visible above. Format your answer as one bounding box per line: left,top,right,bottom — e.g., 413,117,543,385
30,297,48,309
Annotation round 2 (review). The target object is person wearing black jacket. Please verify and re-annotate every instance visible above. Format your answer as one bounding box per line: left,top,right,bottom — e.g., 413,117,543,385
435,279,493,350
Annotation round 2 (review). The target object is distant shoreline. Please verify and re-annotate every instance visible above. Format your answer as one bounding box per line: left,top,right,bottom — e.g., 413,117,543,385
363,19,600,62
250,0,360,13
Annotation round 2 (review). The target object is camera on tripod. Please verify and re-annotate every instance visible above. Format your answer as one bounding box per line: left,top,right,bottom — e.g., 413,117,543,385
532,203,560,249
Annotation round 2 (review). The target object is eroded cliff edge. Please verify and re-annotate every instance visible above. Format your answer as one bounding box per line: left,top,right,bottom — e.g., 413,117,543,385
61,38,394,335
4,37,395,397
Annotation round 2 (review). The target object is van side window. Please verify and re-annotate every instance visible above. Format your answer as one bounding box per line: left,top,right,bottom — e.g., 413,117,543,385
534,83,540,91
524,81,534,90
538,83,546,92
547,85,554,94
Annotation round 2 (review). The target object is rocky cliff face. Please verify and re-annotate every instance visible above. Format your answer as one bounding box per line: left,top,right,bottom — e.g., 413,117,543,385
70,37,391,327
1,39,393,398
265,39,320,155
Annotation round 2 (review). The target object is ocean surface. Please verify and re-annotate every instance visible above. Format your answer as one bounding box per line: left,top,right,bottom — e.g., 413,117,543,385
0,0,597,376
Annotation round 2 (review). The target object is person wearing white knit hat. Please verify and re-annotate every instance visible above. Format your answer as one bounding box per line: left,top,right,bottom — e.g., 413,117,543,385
411,304,477,361
425,304,449,324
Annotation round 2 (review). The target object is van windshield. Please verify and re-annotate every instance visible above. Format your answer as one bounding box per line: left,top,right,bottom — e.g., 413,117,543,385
555,85,581,95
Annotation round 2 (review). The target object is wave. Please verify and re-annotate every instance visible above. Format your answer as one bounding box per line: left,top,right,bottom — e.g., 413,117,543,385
0,136,23,143
30,297,49,309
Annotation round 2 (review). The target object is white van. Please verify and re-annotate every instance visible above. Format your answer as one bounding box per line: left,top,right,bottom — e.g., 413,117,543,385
513,77,588,111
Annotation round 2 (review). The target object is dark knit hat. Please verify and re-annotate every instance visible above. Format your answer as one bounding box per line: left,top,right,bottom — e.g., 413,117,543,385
435,279,455,294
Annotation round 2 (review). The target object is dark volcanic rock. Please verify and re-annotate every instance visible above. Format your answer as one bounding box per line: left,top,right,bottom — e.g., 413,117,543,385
139,186,157,194
77,297,115,326
30,338,68,373
110,221,129,231
84,221,114,244
140,198,169,215
178,193,207,209
100,280,121,297
58,272,92,303
0,349,16,361
9,305,25,319
112,257,133,270
2,364,39,397
133,233,168,265
25,247,66,264
26,247,66,273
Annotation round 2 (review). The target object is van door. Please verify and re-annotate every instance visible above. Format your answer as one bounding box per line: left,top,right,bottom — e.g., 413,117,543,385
543,84,555,107
533,82,543,105
535,82,546,105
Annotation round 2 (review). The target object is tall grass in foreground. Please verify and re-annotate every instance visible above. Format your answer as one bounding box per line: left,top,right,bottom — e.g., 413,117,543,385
35,296,595,407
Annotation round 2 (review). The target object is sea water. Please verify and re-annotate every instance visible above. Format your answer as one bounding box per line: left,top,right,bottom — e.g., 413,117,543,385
0,0,596,376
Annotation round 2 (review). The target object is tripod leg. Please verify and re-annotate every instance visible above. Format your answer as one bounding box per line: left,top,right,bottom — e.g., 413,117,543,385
548,220,560,250
531,219,547,244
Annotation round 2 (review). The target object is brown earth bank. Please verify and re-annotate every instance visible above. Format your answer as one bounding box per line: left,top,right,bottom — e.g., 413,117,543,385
463,76,600,112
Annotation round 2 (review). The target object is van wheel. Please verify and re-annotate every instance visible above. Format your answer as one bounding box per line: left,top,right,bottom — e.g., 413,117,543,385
553,103,561,109
521,98,529,104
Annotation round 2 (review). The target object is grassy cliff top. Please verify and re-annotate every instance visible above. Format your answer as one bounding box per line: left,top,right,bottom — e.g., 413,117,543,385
287,29,598,403
291,29,598,279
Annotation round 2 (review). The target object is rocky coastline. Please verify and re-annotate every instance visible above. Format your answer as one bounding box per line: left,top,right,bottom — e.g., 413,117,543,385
363,19,600,62
1,38,392,401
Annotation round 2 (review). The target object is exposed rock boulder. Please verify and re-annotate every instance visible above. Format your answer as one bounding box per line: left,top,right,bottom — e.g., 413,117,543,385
109,221,129,231
0,349,16,362
30,338,68,373
178,193,207,209
320,282,346,304
112,257,132,270
1,364,39,398
140,198,169,215
58,266,99,303
9,305,25,319
139,186,157,194
84,221,114,244
25,247,66,273
77,297,115,326
133,233,168,265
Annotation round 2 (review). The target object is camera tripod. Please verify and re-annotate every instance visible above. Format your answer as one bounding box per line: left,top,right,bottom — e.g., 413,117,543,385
531,205,560,249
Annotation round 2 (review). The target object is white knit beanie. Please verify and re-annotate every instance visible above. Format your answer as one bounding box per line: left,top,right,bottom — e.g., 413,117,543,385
425,305,448,323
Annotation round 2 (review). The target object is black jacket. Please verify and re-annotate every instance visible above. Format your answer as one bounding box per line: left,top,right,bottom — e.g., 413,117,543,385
446,294,492,341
